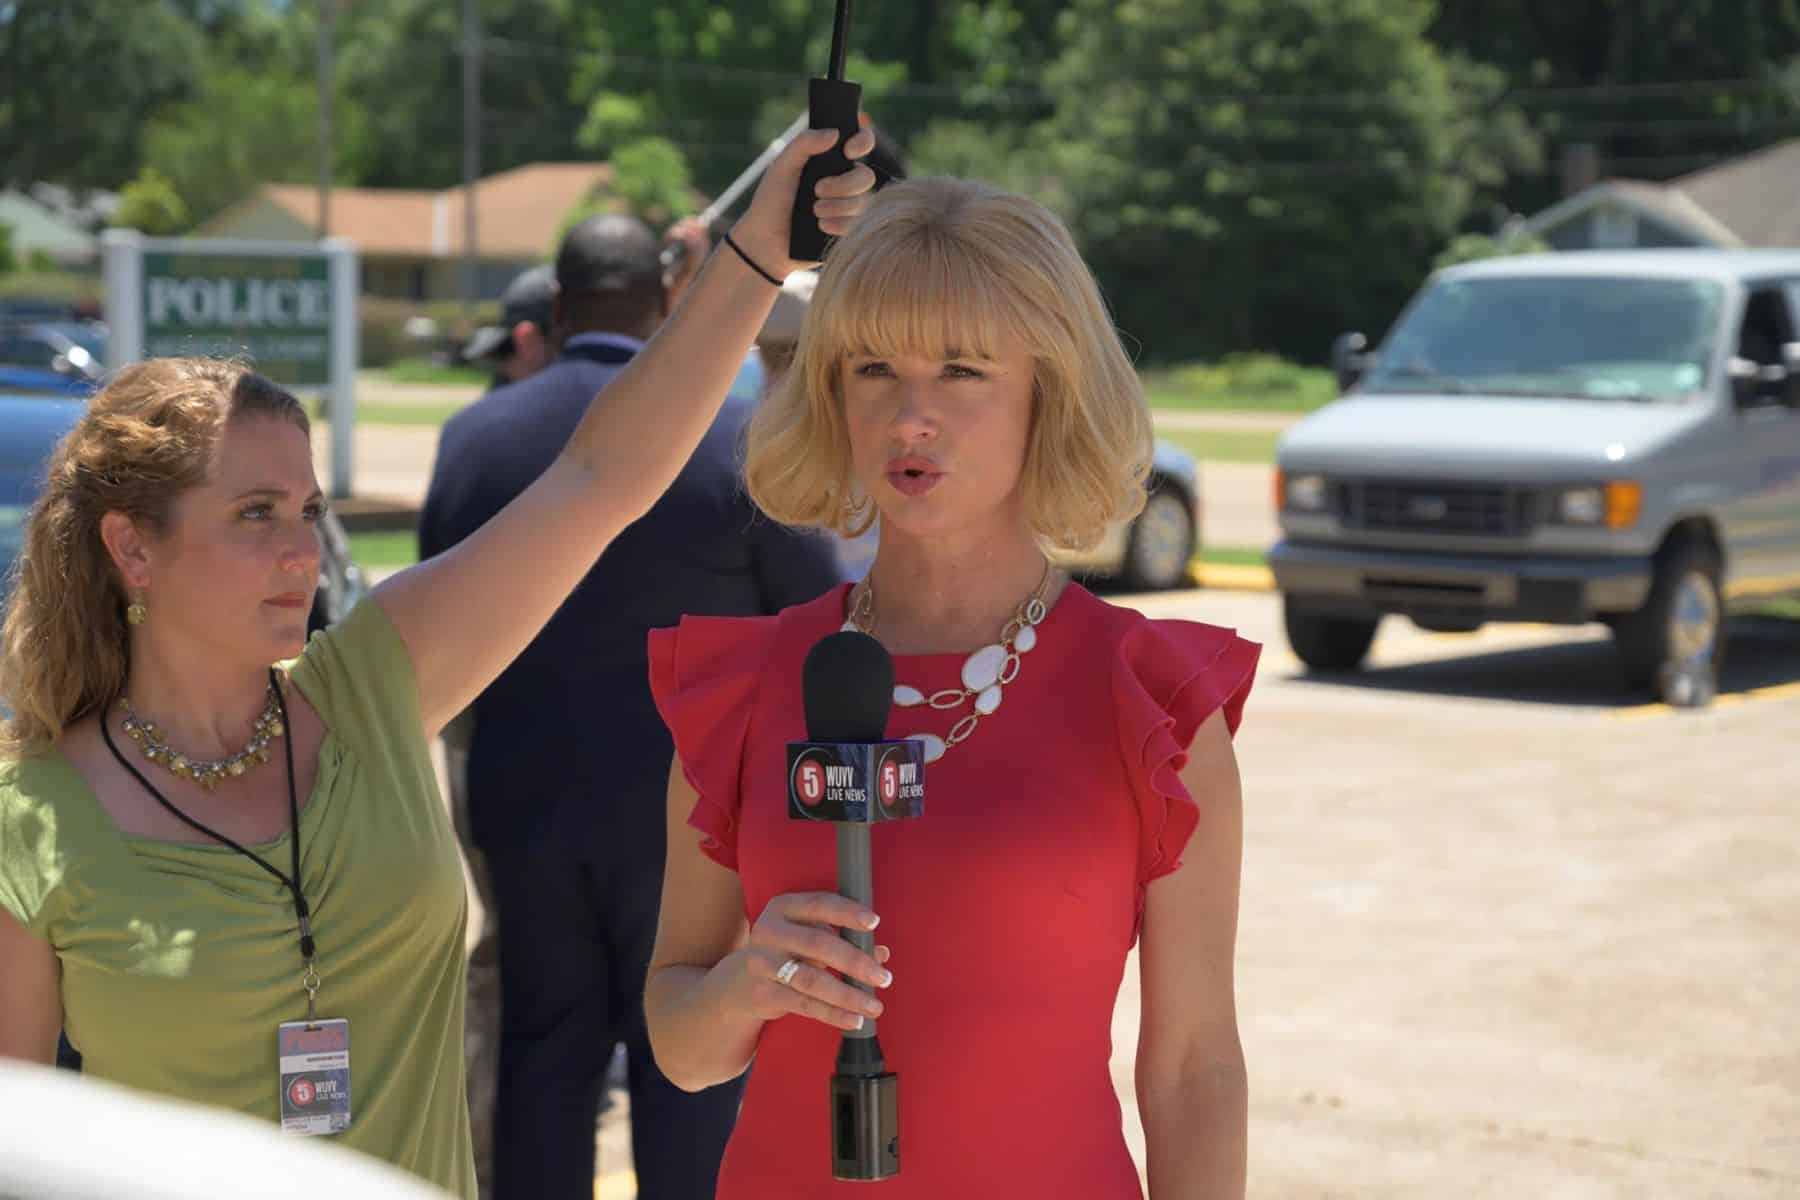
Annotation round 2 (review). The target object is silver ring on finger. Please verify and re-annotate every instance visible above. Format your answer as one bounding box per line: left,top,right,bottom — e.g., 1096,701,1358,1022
774,957,802,987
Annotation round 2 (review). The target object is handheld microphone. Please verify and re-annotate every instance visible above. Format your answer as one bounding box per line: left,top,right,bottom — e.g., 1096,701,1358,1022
789,630,924,1181
788,0,863,263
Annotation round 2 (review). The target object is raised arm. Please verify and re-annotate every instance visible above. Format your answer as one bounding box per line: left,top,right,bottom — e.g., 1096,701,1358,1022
1137,711,1249,1199
374,122,877,737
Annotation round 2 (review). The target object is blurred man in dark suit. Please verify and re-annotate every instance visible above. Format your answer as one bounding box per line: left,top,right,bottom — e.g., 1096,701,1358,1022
419,214,842,1200
435,259,563,1200
460,264,557,388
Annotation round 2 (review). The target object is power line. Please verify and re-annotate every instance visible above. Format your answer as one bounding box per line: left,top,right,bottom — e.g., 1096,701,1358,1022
478,32,1800,110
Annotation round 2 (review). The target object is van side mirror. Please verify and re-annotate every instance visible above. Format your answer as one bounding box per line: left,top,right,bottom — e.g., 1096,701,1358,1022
1330,332,1374,393
1728,352,1797,408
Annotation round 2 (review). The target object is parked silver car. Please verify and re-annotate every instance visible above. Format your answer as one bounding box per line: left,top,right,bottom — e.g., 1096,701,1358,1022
1271,250,1800,695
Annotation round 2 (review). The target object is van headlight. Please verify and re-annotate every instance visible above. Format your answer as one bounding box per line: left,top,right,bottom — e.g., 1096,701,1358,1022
1281,472,1329,512
1556,482,1641,528
1558,486,1606,525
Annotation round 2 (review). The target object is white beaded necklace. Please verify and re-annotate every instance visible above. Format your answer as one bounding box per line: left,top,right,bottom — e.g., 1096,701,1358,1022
841,562,1052,762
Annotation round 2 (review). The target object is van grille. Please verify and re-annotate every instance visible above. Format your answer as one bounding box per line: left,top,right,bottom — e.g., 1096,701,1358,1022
1340,480,1532,537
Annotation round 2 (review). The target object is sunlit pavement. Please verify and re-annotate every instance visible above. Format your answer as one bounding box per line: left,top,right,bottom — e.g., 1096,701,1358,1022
430,583,1798,1198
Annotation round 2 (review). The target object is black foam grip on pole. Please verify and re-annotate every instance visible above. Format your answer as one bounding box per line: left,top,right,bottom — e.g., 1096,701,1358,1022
789,77,864,264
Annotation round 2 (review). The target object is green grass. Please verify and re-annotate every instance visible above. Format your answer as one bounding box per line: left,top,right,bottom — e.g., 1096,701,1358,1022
347,530,420,569
352,401,467,426
316,400,467,427
1197,545,1268,567
330,353,1327,432
374,359,490,387
1143,353,1337,413
1156,427,1283,465
1759,597,1800,621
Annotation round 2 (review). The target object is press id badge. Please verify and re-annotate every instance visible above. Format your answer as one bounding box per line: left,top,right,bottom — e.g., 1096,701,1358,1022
278,1019,352,1135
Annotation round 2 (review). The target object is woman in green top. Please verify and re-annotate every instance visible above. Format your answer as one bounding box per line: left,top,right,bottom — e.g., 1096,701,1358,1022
0,122,876,1195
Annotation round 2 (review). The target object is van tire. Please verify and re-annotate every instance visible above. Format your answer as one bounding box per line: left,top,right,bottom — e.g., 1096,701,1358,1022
1284,597,1379,671
1612,542,1726,694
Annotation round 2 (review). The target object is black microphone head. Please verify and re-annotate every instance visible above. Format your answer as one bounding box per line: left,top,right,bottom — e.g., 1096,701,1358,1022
803,631,893,742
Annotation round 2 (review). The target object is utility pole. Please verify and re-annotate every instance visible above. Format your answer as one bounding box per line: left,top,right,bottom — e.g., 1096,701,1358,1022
462,0,481,310
317,0,335,237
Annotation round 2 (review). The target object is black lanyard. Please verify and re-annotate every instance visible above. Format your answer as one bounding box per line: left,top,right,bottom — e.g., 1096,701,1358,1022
99,668,318,1010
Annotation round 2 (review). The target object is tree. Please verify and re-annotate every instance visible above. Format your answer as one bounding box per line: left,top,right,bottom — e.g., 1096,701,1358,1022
1430,0,1800,209
0,0,205,188
142,65,357,226
556,135,698,247
1037,0,1540,363
0,223,16,275
1433,223,1550,270
333,0,588,189
113,167,191,235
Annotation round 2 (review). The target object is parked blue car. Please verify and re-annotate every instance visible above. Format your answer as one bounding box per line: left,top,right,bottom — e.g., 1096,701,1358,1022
0,321,107,398
0,390,367,637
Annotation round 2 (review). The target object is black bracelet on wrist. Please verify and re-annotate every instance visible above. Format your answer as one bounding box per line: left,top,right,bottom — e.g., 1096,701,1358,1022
722,231,785,288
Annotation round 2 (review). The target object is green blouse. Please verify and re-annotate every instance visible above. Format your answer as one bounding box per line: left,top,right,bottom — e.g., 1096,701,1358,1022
0,598,475,1197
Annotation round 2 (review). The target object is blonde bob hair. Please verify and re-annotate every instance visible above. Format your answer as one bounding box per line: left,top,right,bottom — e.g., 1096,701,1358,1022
0,357,309,758
744,175,1152,550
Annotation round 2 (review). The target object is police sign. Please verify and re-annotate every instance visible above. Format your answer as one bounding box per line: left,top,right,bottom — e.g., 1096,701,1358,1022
141,252,333,385
103,231,360,497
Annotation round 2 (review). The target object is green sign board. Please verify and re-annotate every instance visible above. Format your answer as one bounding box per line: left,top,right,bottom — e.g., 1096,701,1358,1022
141,252,333,386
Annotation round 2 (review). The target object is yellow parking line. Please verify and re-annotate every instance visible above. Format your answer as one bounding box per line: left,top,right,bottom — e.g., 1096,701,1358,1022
1194,562,1275,592
595,1170,637,1200
1726,573,1800,600
1612,678,1800,719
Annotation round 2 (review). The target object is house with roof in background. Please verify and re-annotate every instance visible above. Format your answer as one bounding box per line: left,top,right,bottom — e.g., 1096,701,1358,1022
1525,139,1800,251
195,162,620,302
0,184,118,270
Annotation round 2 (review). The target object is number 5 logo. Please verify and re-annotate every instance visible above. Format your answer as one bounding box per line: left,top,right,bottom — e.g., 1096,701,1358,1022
880,760,899,805
797,760,825,806
289,1078,315,1107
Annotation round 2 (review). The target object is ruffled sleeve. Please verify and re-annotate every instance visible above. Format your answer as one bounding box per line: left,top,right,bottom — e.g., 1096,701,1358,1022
1112,617,1260,927
647,615,779,872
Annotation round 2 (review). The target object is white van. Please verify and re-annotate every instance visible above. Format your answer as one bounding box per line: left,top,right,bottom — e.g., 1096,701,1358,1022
1271,250,1800,696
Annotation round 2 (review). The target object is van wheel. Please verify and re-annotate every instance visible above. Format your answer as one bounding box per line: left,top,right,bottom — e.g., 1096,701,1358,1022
1121,485,1197,591
1284,597,1379,671
1612,542,1725,694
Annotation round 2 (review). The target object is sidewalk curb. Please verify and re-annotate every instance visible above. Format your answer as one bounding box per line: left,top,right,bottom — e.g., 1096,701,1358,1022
336,498,420,533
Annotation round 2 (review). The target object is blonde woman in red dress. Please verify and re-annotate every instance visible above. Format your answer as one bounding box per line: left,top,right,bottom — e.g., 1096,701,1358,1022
645,176,1258,1199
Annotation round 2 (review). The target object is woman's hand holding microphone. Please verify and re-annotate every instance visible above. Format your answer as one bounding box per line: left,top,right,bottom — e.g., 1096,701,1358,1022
715,891,892,1033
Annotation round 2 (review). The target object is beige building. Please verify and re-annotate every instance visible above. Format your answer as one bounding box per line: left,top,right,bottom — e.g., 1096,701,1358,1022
1526,139,1800,252
196,163,618,301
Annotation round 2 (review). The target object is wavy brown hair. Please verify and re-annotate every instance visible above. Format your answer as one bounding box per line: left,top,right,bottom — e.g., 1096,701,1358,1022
0,357,309,758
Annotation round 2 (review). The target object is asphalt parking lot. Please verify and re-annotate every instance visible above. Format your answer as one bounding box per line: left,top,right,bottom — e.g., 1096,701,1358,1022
564,586,1799,1198
1111,586,1800,1199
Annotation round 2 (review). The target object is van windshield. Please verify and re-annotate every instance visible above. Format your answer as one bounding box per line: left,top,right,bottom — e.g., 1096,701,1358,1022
1365,275,1724,401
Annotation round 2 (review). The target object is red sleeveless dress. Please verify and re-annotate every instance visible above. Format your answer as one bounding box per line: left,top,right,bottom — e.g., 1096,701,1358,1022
648,583,1258,1199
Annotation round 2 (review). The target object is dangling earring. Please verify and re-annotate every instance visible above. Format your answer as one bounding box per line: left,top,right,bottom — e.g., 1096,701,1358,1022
126,589,147,627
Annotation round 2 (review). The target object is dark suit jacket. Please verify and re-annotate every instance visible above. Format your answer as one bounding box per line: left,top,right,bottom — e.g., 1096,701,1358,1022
418,341,844,856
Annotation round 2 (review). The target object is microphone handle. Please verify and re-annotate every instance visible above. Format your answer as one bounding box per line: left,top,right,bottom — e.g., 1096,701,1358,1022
836,823,877,1040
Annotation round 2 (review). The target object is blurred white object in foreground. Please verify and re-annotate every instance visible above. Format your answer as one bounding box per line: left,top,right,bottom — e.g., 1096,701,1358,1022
0,1061,445,1199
